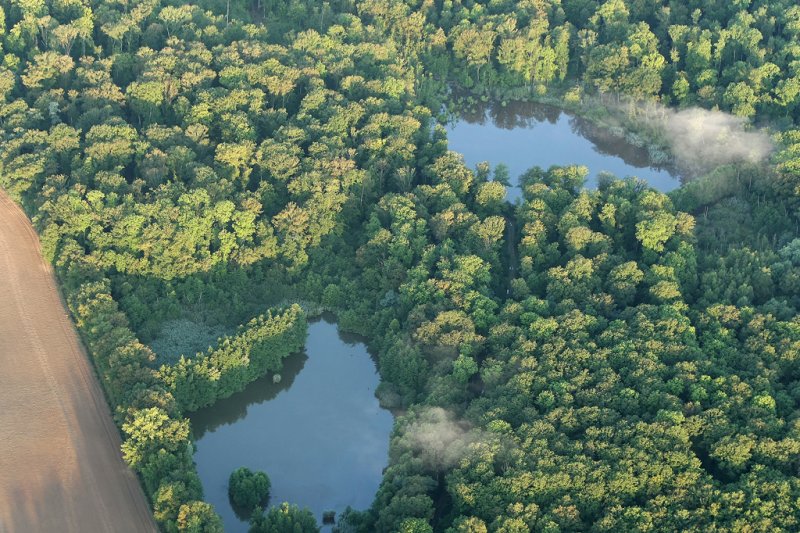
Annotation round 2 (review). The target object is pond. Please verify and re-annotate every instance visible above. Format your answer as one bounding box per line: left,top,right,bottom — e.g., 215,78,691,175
446,100,680,200
190,316,393,531
189,102,681,531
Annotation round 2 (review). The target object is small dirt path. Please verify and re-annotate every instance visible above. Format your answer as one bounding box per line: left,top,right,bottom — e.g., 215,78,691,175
0,191,156,533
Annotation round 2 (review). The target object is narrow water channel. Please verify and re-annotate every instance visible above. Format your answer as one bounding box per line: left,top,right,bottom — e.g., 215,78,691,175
446,100,680,200
190,316,393,532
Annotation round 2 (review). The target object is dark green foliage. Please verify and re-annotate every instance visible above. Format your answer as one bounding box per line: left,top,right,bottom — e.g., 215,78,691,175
2,0,800,531
249,503,319,533
159,305,307,412
228,467,271,516
66,280,206,532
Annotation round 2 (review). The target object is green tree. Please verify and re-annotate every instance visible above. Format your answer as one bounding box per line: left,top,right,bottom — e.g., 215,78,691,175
176,501,223,533
229,467,271,517
452,25,496,84
398,518,433,533
249,503,319,533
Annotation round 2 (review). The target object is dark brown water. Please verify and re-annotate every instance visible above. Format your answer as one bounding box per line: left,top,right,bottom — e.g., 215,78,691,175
189,316,393,531
446,100,680,200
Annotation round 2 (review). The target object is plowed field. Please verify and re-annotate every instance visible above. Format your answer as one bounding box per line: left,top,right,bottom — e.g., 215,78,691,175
0,191,156,532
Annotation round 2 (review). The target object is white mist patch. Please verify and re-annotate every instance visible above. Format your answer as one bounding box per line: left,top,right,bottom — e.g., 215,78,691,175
399,407,479,471
661,108,773,172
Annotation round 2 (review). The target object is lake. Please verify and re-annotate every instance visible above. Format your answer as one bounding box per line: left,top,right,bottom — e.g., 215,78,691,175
446,100,680,200
190,316,393,531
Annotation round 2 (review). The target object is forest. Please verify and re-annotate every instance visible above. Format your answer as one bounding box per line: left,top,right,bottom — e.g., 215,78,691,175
1,0,799,531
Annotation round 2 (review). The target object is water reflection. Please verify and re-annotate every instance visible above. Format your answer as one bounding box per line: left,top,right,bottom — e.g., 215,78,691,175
191,352,308,440
446,100,680,199
457,100,563,128
189,317,393,532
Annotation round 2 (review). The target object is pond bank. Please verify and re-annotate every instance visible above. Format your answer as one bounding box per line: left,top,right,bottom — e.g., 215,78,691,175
444,98,683,201
189,315,393,532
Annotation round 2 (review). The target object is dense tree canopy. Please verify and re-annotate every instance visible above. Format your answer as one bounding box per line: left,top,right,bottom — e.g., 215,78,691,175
1,0,799,531
249,502,318,533
228,467,271,517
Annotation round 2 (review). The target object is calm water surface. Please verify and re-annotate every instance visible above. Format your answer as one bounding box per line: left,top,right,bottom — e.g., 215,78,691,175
190,103,679,531
446,101,680,200
190,317,393,532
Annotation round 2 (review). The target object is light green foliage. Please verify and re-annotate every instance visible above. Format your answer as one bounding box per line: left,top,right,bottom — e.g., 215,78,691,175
452,354,478,384
121,407,190,469
636,212,677,252
176,501,223,533
3,0,800,531
452,25,496,84
398,518,433,533
447,516,488,533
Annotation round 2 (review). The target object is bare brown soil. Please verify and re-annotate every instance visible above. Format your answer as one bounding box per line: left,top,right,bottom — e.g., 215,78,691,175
0,191,157,533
